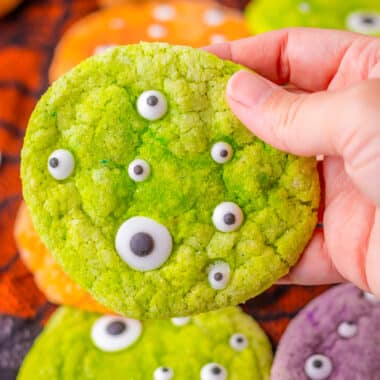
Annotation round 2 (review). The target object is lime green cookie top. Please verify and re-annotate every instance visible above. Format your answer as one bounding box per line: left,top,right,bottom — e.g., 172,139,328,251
17,306,272,380
246,0,380,35
21,43,319,319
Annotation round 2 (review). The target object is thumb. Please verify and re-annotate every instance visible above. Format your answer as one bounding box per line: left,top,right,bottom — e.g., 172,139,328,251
227,70,380,205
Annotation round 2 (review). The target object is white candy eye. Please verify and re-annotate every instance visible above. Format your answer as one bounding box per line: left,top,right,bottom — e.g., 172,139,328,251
200,363,227,380
363,291,379,304
229,333,248,351
211,142,233,164
137,90,167,121
304,354,333,380
346,12,380,35
115,216,172,271
337,321,357,339
203,8,225,26
208,262,230,290
48,149,75,180
171,317,191,326
154,367,174,380
128,159,151,182
212,202,243,232
91,316,142,352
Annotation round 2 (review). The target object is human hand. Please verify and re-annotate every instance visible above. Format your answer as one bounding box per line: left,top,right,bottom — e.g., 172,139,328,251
205,28,380,296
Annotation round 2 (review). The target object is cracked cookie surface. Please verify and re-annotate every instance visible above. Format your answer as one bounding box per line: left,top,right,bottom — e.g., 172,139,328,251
21,43,319,319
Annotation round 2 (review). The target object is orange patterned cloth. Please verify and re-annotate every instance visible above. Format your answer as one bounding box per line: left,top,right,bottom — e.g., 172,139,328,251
0,0,328,349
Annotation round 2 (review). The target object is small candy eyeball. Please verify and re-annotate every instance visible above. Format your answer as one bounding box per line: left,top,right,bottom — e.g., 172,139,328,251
203,8,225,26
115,216,172,271
137,90,167,121
363,291,379,304
171,317,191,326
91,315,142,352
229,333,248,351
212,202,243,232
346,12,380,35
337,321,357,339
128,159,151,182
48,149,75,180
211,142,233,164
208,262,230,290
200,363,227,380
304,354,333,380
154,367,174,380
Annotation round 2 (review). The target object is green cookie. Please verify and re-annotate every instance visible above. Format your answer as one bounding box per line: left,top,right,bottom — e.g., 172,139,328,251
21,43,319,319
246,0,380,35
17,306,272,380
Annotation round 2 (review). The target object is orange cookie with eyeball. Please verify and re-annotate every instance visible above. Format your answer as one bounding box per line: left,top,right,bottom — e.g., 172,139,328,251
14,202,110,314
49,0,250,81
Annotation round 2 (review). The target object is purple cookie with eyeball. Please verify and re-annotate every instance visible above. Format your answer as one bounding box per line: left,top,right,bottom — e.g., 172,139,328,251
271,284,380,380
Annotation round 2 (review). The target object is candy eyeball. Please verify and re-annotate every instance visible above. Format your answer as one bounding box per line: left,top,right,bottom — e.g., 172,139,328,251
337,321,357,339
304,354,333,380
208,262,230,290
91,316,142,352
137,90,167,121
48,149,75,180
229,333,248,351
200,363,227,380
154,367,174,380
212,202,243,232
346,11,380,35
171,317,191,326
115,216,172,271
363,291,379,304
211,142,233,164
128,159,151,182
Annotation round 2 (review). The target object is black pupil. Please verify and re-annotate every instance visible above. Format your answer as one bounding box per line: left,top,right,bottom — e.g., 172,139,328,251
362,16,375,24
211,366,222,375
162,368,169,372
49,157,59,168
313,359,323,369
133,165,144,175
130,232,154,257
106,320,127,335
214,272,223,281
219,149,228,158
236,337,244,343
147,95,159,106
223,213,236,225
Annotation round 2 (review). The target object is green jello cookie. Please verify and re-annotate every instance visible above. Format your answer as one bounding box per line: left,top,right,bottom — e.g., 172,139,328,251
17,306,272,380
246,0,380,35
21,43,319,319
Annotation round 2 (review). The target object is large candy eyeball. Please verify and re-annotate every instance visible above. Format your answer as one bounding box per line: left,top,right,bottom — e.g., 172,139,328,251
337,321,357,339
48,149,75,180
229,333,248,351
128,159,151,182
304,354,333,380
212,202,243,232
346,12,380,35
154,367,174,380
211,142,233,164
171,317,191,326
200,363,227,380
363,291,379,304
208,262,230,290
91,316,142,352
137,90,167,121
115,216,172,271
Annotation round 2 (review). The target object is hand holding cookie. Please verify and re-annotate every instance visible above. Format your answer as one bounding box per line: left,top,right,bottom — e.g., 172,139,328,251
206,28,380,296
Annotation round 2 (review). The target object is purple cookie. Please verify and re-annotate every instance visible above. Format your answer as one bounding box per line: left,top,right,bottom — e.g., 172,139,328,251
271,284,380,380
0,314,43,380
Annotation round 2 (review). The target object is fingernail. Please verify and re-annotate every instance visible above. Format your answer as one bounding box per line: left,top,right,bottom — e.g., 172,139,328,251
227,70,276,108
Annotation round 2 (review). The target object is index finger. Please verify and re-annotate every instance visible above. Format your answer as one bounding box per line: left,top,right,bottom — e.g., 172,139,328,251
204,28,376,92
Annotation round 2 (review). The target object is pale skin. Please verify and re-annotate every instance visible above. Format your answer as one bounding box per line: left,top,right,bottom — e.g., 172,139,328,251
205,28,380,297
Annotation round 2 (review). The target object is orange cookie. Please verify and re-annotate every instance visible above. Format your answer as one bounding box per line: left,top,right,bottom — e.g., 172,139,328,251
14,202,110,314
0,0,22,17
49,0,250,81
